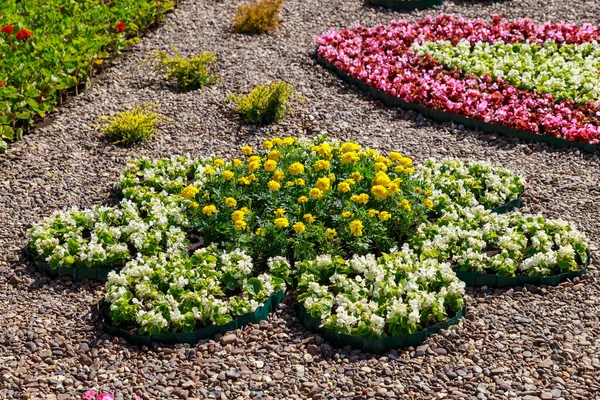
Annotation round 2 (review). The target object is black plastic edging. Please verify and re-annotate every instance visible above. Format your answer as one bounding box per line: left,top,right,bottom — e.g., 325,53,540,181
316,55,600,154
367,0,444,10
297,303,465,354
99,290,285,345
23,248,118,282
491,191,523,214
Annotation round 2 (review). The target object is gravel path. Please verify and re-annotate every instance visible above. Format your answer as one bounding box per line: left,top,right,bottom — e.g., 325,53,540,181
1,0,600,399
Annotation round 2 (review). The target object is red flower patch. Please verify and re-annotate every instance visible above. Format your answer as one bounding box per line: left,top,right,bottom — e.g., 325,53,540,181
1,25,14,35
15,29,33,41
116,21,126,33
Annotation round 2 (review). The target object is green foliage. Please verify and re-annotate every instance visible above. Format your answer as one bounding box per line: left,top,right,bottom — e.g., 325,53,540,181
0,0,175,150
98,104,167,145
149,48,218,89
228,81,295,125
233,0,283,35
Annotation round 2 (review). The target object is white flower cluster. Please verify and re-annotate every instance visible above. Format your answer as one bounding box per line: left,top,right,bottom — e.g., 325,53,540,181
412,205,589,277
416,158,525,210
105,244,290,335
297,245,465,338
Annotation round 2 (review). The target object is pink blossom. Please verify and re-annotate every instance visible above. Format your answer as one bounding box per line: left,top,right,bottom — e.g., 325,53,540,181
83,391,97,400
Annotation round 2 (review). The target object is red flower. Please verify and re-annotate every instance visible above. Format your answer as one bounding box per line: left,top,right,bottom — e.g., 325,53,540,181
0,25,14,35
0,81,4,87
116,21,126,33
15,29,33,41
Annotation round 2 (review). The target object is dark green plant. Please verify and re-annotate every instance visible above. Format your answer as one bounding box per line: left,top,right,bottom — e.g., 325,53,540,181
233,0,283,35
98,104,167,145
149,48,218,89
228,81,295,125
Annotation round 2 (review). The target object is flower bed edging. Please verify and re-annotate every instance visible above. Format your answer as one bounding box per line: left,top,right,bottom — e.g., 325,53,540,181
99,291,285,346
316,55,600,154
492,191,523,214
297,303,465,354
367,0,444,11
23,248,117,282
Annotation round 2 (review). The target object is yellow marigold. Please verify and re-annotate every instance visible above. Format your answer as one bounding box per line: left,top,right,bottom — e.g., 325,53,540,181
248,160,261,171
222,170,234,180
249,174,258,182
368,209,379,218
366,149,379,157
282,137,295,146
372,171,391,186
233,158,243,167
274,208,286,217
214,158,225,167
379,211,391,221
263,140,273,150
340,142,361,153
328,173,336,182
240,207,250,213
414,187,421,194
264,160,277,172
337,182,351,193
249,155,261,162
387,182,400,196
289,162,305,176
394,165,405,173
190,202,199,209
293,222,306,233
404,167,415,174
352,171,363,182
202,205,217,216
182,185,199,200
325,228,337,240
342,211,354,218
241,146,253,155
295,178,305,186
234,220,247,231
316,177,331,192
268,180,281,191
232,210,246,221
371,185,388,200
268,150,281,161
374,162,387,172
400,199,412,211
272,169,284,181
309,187,323,200
376,156,392,166
274,218,289,228
349,220,363,237
298,196,308,203
341,151,359,165
304,214,316,223
389,152,402,161
204,167,215,175
225,197,237,207
256,227,265,236
425,189,433,196
345,178,356,185
424,198,434,208
286,181,294,187
398,157,413,167
314,159,330,171
350,193,369,205
272,137,283,146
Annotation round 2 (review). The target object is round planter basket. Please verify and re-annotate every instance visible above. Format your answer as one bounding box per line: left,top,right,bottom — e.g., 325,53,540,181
99,291,285,345
297,303,466,354
23,248,118,282
367,0,444,11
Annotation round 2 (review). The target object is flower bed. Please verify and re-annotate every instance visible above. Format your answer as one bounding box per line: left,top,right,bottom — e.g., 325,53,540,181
367,0,444,11
0,0,176,152
315,15,600,151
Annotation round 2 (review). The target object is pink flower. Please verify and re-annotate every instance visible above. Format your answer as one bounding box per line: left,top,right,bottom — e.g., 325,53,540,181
83,391,97,400
95,394,115,400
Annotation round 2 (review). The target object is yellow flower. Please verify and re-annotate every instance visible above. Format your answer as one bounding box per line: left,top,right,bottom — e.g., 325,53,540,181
289,162,305,176
394,165,405,173
376,156,392,166
400,199,412,211
274,208,286,217
293,222,306,233
404,167,415,174
350,193,369,205
222,170,234,180
341,211,354,218
182,185,199,199
248,160,261,171
371,185,388,200
414,187,421,194
349,220,363,237
366,149,379,157
190,202,199,209
424,198,434,208
379,211,391,221
274,218,289,228
233,158,243,167
272,137,283,146
313,143,333,159
273,169,285,181
282,137,295,146
309,188,323,200
241,146,253,155
249,155,261,162
295,178,305,186
234,220,247,231
264,160,277,172
263,140,273,150
225,197,237,208
352,171,363,182
249,174,258,182
374,162,387,172
314,159,330,171
298,196,308,203
368,209,379,218
202,205,217,216
328,173,336,182
372,171,391,186
256,227,265,236
316,177,331,192
268,150,281,161
337,182,351,193
232,210,245,221
268,180,281,191
345,178,356,185
287,181,294,187
341,151,359,165
238,176,251,185
425,189,433,196
240,207,250,213
398,157,413,167
304,214,316,223
340,142,361,153
325,228,337,240
214,158,225,167
389,152,402,161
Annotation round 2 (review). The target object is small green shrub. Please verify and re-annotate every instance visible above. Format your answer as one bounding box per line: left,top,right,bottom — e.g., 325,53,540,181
98,104,167,145
233,0,283,35
228,81,295,125
149,48,218,89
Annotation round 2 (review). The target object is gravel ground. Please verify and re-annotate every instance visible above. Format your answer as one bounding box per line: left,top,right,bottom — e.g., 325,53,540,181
1,0,600,399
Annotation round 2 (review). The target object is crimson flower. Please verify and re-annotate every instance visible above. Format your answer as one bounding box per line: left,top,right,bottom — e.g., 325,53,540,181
116,20,125,33
0,25,14,35
0,81,3,87
15,29,33,41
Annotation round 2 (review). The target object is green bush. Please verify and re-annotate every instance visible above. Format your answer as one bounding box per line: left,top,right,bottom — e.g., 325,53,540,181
149,48,218,90
0,0,175,152
233,0,283,35
228,81,295,125
98,104,167,145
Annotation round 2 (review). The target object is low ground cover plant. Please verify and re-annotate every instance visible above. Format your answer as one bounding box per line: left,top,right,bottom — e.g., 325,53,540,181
233,0,283,35
149,48,218,90
228,81,296,124
98,104,168,145
0,0,175,152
